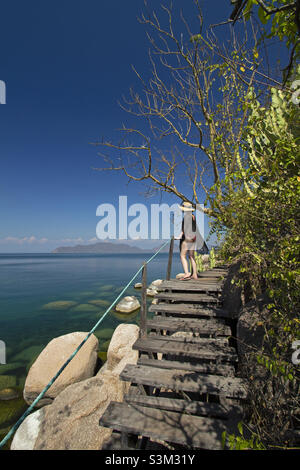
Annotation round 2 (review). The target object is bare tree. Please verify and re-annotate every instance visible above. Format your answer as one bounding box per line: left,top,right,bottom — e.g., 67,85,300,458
92,1,291,218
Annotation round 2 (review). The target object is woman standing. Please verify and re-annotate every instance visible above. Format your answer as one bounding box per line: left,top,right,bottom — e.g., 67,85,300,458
175,201,199,281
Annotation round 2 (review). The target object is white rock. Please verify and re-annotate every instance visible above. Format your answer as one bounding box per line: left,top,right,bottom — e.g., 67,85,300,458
146,279,163,296
23,332,98,407
10,407,49,450
134,282,142,289
146,288,156,297
115,296,140,313
104,324,139,372
149,279,163,287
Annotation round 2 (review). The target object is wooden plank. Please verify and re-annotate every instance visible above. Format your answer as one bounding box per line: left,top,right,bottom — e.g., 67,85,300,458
123,394,238,418
196,271,227,277
149,303,230,318
148,333,229,347
99,401,234,449
137,356,236,377
155,292,220,303
132,336,238,362
174,277,225,283
120,364,248,399
157,280,222,292
147,317,231,336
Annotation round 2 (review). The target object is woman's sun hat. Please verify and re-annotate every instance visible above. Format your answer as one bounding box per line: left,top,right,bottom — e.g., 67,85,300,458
178,201,195,211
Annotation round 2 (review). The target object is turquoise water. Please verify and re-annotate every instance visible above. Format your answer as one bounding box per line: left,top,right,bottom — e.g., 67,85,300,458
0,252,182,446
0,252,182,385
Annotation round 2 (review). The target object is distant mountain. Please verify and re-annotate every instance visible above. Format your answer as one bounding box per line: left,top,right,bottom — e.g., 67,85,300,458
51,241,171,254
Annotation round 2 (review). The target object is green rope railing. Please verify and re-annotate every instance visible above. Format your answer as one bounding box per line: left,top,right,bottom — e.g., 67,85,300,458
0,239,171,449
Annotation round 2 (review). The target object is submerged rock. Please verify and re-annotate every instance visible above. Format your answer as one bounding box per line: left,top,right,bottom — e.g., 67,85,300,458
88,299,111,307
23,332,98,407
111,310,139,321
42,301,78,311
115,296,140,313
0,387,19,401
94,328,114,340
11,346,44,365
72,303,99,312
0,375,17,390
0,362,24,374
0,395,27,430
98,284,115,292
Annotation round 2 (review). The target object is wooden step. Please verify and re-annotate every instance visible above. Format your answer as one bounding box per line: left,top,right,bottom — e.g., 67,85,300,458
148,333,229,347
123,394,241,418
158,280,222,292
137,356,236,377
147,316,231,336
133,336,238,362
120,364,247,399
149,303,230,318
155,292,220,303
177,277,225,283
196,271,227,278
99,401,236,449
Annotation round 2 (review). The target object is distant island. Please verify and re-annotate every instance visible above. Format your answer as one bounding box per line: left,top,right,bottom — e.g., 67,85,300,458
51,241,171,254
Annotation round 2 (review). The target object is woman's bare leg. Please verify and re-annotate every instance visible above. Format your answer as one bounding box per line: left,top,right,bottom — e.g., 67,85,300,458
189,252,198,279
180,242,191,279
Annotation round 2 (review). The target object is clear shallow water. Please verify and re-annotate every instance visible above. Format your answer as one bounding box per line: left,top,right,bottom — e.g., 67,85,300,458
0,252,182,446
0,252,182,386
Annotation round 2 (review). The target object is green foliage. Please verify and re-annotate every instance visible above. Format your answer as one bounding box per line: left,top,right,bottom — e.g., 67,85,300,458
194,251,204,272
209,247,216,268
222,422,266,450
210,73,300,447
243,0,300,78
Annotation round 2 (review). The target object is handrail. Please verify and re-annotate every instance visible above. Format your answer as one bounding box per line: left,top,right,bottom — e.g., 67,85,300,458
0,238,171,450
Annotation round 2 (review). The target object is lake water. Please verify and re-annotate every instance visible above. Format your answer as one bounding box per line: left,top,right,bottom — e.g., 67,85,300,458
0,251,182,447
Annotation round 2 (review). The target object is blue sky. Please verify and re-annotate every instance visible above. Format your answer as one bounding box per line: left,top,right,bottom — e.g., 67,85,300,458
0,1,277,252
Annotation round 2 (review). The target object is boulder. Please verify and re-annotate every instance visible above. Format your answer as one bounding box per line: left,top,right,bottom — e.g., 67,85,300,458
30,324,140,450
146,288,156,297
11,407,49,450
23,332,98,407
149,279,163,287
115,296,140,313
134,282,142,289
105,324,139,372
147,279,163,296
33,374,125,450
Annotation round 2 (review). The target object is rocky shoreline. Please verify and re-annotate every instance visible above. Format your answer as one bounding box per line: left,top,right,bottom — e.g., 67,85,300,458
10,323,140,450
2,257,217,450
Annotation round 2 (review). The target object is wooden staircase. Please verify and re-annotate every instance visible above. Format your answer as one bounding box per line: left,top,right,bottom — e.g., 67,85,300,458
99,266,247,450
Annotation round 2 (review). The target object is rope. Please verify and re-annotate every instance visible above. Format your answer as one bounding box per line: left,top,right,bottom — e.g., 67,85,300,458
0,238,171,449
